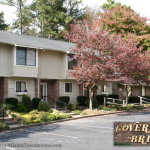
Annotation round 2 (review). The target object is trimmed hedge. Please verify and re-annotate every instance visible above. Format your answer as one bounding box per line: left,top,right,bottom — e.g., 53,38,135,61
32,98,41,109
77,96,87,106
5,97,18,110
95,95,107,105
108,94,119,99
58,96,70,106
128,96,140,104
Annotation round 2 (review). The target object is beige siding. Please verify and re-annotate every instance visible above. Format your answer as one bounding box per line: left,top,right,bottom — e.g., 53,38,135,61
0,44,13,76
8,77,35,99
59,80,79,104
97,82,113,95
13,66,38,77
39,50,67,79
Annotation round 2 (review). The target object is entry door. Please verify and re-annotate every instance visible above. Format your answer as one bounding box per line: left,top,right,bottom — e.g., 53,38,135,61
40,83,47,102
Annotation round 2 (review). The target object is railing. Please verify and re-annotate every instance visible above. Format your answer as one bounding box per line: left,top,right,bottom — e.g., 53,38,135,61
41,96,67,112
138,96,150,105
0,105,6,122
104,97,127,106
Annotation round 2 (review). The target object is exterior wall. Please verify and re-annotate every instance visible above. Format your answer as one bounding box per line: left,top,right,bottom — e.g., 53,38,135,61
0,44,14,77
97,82,113,95
59,80,79,104
7,77,35,99
131,86,142,96
39,50,66,79
145,86,150,96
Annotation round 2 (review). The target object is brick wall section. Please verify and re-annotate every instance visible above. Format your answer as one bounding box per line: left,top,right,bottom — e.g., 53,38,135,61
41,80,59,104
0,77,8,103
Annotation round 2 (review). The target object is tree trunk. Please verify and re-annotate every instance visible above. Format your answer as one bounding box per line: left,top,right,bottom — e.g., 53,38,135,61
125,85,131,103
89,88,93,110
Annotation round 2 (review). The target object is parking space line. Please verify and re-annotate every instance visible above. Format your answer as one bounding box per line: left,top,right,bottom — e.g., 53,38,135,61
23,129,78,139
6,147,17,150
42,133,78,139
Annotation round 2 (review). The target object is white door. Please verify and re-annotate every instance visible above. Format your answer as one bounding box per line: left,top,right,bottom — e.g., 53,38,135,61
40,83,47,102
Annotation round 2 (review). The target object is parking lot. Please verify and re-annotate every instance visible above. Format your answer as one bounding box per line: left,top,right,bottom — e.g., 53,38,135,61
1,112,150,150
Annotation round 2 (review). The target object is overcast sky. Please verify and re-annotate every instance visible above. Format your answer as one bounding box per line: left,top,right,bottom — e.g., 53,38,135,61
0,0,150,24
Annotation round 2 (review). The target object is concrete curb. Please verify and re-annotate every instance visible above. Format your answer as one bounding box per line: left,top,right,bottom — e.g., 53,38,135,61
0,111,124,133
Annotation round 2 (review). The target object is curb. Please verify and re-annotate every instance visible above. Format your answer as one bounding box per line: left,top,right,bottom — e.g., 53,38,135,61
0,111,124,133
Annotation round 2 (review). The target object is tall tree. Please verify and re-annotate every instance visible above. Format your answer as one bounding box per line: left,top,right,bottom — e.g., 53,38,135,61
0,0,34,34
98,2,150,50
30,0,85,39
64,21,150,109
0,12,8,30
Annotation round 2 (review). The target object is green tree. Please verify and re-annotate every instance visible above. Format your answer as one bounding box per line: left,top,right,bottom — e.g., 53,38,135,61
30,0,85,39
98,1,150,50
0,12,8,30
0,0,33,34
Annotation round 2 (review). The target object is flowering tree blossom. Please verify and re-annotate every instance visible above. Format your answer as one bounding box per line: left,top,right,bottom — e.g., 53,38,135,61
64,21,150,109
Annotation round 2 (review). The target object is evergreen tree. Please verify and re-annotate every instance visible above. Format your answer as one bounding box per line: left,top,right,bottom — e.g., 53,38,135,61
0,12,8,30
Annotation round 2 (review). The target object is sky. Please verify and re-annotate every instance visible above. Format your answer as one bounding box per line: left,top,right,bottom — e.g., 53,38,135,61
0,0,150,24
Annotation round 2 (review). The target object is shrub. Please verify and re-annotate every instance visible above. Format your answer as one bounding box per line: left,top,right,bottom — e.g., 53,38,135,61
67,104,77,111
38,101,51,112
86,99,98,108
0,121,9,130
22,95,32,111
77,96,87,106
5,104,14,111
108,94,119,99
29,110,40,115
95,95,107,105
39,112,50,122
5,97,18,110
16,103,28,113
72,110,81,115
128,96,140,104
32,98,41,109
58,96,70,106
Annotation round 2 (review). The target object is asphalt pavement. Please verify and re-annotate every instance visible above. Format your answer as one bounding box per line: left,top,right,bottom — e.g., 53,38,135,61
1,112,150,150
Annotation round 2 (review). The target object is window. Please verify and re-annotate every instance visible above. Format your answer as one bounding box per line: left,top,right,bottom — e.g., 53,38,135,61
101,85,107,92
67,54,77,70
16,81,26,92
65,83,72,92
16,47,36,66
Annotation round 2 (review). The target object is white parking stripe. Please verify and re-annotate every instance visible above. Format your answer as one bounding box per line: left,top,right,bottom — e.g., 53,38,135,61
6,147,17,150
42,133,78,139
23,129,78,139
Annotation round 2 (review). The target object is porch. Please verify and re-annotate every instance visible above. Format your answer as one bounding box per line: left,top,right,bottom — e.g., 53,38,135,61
37,79,59,105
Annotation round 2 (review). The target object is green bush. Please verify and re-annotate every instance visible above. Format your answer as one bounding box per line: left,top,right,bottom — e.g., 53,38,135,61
58,96,70,106
22,95,32,111
108,94,119,99
77,96,87,106
72,110,81,115
16,103,28,113
86,99,98,108
5,104,14,111
95,95,107,105
32,98,41,109
38,101,51,112
67,104,77,111
0,121,9,130
5,97,18,110
128,96,140,104
39,112,50,122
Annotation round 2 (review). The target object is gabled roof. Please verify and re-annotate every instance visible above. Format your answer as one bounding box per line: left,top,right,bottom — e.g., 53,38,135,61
0,31,74,52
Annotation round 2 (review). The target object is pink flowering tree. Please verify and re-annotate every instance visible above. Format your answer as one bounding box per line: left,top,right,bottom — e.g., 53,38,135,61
64,21,150,109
